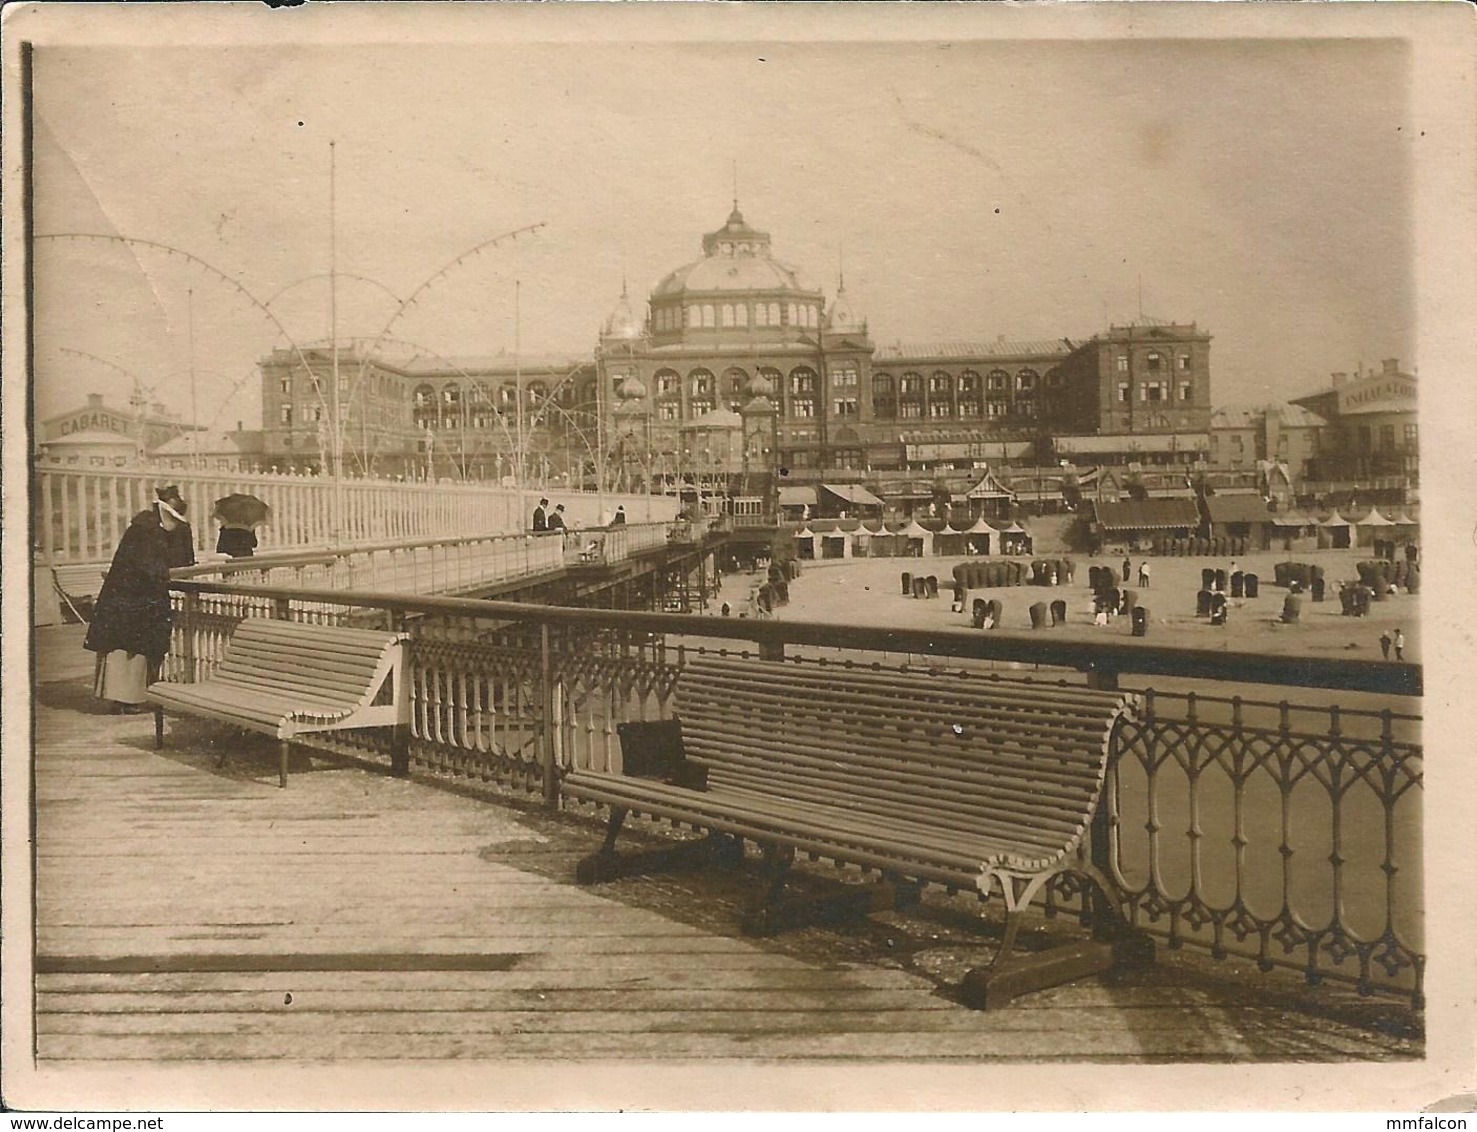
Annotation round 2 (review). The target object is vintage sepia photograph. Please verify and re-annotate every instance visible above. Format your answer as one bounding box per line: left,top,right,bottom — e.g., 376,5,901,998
3,1,1474,1116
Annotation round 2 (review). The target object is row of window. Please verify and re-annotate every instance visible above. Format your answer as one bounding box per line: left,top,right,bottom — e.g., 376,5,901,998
878,400,1037,420
873,369,1058,395
54,455,239,470
783,448,866,471
1116,381,1194,404
1115,352,1194,373
652,301,821,333
1355,424,1419,452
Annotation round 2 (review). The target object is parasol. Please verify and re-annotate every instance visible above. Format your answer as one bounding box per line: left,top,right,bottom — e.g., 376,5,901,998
213,493,271,528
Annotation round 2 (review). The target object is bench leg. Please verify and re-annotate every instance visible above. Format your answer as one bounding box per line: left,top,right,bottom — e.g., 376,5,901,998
958,867,1154,1011
742,858,925,938
153,707,165,751
389,723,411,778
576,814,743,886
279,739,290,789
741,844,795,936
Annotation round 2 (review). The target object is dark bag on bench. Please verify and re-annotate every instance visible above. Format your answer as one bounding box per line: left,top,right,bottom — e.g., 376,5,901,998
617,719,708,790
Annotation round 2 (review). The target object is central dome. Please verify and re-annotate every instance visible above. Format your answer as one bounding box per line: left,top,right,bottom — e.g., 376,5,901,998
653,254,810,297
651,206,819,299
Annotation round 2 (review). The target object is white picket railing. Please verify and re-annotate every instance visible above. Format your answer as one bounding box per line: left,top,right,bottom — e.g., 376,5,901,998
171,521,681,598
32,463,676,565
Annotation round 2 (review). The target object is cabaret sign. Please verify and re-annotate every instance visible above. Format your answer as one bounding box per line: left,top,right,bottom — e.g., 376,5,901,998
56,411,132,437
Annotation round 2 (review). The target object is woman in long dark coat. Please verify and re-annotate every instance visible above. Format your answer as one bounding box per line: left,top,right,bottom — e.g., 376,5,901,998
84,490,188,712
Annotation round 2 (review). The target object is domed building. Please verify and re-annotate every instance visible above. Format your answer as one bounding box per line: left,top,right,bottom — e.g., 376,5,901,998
598,204,878,503
596,204,1215,516
258,202,1216,498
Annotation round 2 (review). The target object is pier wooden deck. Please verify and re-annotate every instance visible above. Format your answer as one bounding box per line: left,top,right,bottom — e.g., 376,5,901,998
26,626,1420,1069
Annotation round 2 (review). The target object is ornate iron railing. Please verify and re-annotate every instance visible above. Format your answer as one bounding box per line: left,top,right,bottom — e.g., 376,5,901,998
163,582,1423,1008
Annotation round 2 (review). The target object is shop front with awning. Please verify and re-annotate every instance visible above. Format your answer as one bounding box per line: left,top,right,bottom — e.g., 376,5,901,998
1054,432,1210,463
1091,498,1201,548
1204,494,1276,550
777,485,817,523
820,483,885,519
1269,510,1319,551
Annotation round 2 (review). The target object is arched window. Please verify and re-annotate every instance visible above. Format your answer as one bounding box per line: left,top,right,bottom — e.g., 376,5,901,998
930,370,952,395
788,368,818,420
872,372,896,419
769,302,781,326
959,369,981,394
1146,351,1163,372
757,366,782,393
654,368,681,398
1016,369,1039,393
722,367,749,404
702,305,715,328
687,305,700,327
787,303,798,327
469,383,494,429
689,368,714,397
497,383,519,412
987,369,1009,392
721,304,734,327
735,303,748,327
900,371,924,396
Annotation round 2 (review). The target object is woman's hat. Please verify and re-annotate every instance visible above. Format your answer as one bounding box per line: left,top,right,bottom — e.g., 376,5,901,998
155,484,186,517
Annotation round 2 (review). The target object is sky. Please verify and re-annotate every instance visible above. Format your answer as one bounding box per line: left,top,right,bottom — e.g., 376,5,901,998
29,31,1413,433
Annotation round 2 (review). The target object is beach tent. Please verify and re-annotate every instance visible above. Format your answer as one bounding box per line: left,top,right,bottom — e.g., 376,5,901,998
793,525,816,559
933,522,970,556
852,521,883,558
964,516,996,556
901,518,933,557
1316,513,1352,549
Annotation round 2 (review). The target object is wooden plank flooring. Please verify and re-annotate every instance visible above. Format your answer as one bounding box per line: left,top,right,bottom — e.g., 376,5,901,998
25,625,1422,1066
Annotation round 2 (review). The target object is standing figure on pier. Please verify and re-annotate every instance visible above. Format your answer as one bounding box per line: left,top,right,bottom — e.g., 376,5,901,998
548,503,567,533
157,484,196,568
83,487,187,714
532,498,549,532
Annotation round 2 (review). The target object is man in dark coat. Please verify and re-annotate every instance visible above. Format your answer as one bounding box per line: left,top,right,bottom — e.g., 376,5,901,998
84,490,186,712
547,503,567,532
610,505,626,526
532,498,549,532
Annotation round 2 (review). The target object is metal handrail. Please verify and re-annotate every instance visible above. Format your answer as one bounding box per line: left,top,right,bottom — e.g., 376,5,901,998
169,578,1422,697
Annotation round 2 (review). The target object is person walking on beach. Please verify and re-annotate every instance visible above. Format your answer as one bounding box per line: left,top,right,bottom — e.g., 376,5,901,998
1138,560,1151,588
1394,628,1405,660
1379,630,1392,660
1122,555,1132,584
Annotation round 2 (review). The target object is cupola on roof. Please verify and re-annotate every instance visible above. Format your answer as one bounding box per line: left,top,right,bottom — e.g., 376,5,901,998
602,281,642,340
651,205,819,299
826,274,862,333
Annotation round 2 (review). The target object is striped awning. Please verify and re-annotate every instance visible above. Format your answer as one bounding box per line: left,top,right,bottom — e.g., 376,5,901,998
1093,498,1201,531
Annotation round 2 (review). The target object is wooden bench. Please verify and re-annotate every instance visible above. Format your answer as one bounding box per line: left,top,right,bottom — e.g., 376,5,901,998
561,656,1153,1008
147,619,410,788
